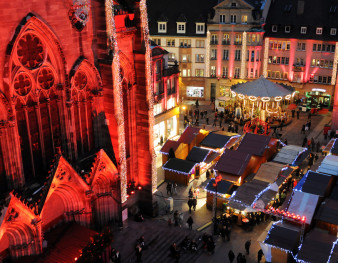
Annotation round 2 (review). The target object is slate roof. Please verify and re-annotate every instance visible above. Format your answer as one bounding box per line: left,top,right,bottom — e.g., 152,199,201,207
205,178,233,195
147,0,218,37
254,162,285,184
329,183,338,200
186,146,210,163
178,126,201,144
229,179,269,207
231,77,294,98
160,140,181,155
204,151,220,164
264,222,301,252
317,155,338,176
330,139,338,155
200,133,232,149
287,191,319,225
272,145,308,166
214,149,252,176
315,199,338,225
297,230,337,263
162,158,196,175
237,133,271,156
295,170,332,196
264,0,338,41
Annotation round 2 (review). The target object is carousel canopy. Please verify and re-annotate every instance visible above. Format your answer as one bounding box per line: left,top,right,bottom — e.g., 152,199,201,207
231,77,294,98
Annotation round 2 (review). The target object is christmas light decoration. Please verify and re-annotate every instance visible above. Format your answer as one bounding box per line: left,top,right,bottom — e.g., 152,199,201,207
240,32,247,79
231,91,236,97
331,43,338,85
327,239,338,263
140,0,158,193
263,38,269,77
248,95,257,101
206,31,211,77
162,161,197,175
274,96,283,102
251,186,273,207
238,93,245,100
285,95,291,100
105,0,127,203
261,97,270,102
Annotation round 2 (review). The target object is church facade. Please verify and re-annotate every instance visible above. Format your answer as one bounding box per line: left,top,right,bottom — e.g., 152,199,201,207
0,0,155,259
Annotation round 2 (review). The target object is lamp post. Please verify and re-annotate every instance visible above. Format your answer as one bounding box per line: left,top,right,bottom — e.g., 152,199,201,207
213,173,222,235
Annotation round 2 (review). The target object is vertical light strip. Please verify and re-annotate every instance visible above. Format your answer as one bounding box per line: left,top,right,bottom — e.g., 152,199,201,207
105,0,127,203
240,31,247,79
140,0,157,193
331,43,338,85
206,31,211,77
263,37,269,77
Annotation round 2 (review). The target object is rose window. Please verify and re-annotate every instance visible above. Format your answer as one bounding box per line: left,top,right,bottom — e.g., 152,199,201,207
38,67,55,90
14,72,32,96
74,71,87,90
16,34,44,69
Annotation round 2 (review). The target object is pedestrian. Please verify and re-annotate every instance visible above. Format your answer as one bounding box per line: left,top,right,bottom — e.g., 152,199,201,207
170,243,180,261
192,197,197,211
195,99,199,108
284,139,288,145
135,244,142,263
308,153,314,169
187,216,193,230
308,111,311,119
297,109,300,119
219,119,222,128
228,250,235,263
115,250,121,263
188,198,193,213
174,210,179,226
245,240,251,255
235,123,239,133
167,182,172,196
225,227,231,241
258,249,264,263
213,118,217,127
206,169,210,180
110,247,117,263
316,141,321,153
173,183,177,195
292,109,295,118
237,252,243,263
301,124,305,134
206,117,209,125
302,136,307,147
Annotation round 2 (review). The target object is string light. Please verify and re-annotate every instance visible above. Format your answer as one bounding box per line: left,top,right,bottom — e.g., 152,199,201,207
285,95,291,100
231,91,236,97
274,96,282,102
238,93,245,100
331,43,338,85
140,0,158,193
248,95,257,101
326,239,338,263
105,0,127,203
263,38,269,77
240,31,247,79
261,97,270,102
162,161,197,175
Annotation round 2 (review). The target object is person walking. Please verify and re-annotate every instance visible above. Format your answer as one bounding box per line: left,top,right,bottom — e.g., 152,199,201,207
187,216,194,230
192,197,197,211
302,136,307,147
258,249,264,263
284,139,288,145
167,182,172,196
316,141,321,153
195,99,199,108
237,253,243,263
206,117,209,125
173,183,178,195
308,111,311,120
245,240,251,255
188,198,193,213
292,109,295,118
297,109,300,119
301,124,305,134
135,244,142,263
213,118,217,127
228,249,235,263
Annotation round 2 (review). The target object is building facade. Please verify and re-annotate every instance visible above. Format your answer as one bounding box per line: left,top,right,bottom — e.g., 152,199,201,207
206,0,264,101
151,44,180,146
263,0,338,114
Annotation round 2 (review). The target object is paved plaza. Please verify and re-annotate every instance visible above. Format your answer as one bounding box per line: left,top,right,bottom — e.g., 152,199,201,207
113,100,331,263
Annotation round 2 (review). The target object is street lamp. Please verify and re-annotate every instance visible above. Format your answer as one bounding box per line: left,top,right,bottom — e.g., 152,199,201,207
213,173,222,235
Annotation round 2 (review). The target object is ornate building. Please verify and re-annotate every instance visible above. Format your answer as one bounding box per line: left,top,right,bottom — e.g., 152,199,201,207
0,0,155,259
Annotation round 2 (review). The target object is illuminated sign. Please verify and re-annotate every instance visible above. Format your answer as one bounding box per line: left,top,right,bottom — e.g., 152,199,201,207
312,88,326,93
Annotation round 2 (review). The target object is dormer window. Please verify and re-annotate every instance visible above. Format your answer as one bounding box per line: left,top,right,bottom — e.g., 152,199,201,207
285,26,291,33
300,27,307,34
272,25,277,32
316,27,323,35
177,22,186,34
196,23,205,34
220,14,226,23
231,2,237,7
330,28,337,35
158,22,167,33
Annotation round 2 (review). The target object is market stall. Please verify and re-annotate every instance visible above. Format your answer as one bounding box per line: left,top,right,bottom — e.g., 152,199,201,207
205,178,234,210
162,158,197,186
317,155,338,176
215,96,234,113
315,199,338,235
230,77,295,122
272,145,310,167
178,126,208,152
185,146,210,176
160,140,181,164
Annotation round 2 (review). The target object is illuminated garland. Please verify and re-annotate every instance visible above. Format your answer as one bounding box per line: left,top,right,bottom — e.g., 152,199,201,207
331,43,338,85
291,147,308,167
251,185,274,207
240,32,247,79
105,0,127,203
140,0,157,193
326,239,338,263
263,38,269,77
162,160,197,175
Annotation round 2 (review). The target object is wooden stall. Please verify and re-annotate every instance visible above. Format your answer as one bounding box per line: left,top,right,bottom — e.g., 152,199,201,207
178,126,209,153
315,199,338,235
205,178,233,210
162,158,197,186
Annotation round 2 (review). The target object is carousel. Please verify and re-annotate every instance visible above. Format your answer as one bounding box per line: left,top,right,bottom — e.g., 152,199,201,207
230,77,295,123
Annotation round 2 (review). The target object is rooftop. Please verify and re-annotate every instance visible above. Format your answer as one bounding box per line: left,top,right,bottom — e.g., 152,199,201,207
214,149,252,176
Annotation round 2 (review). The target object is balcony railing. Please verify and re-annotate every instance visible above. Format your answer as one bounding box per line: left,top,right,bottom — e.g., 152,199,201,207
222,40,231,45
210,41,218,45
234,41,242,45
210,57,217,60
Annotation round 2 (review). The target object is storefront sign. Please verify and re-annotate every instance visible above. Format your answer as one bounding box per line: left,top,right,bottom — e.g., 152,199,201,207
312,88,326,93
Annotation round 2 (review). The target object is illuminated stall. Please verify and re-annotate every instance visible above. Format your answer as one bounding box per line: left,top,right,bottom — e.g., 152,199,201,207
230,77,295,122
272,145,310,167
205,179,234,210
162,158,197,186
185,146,210,177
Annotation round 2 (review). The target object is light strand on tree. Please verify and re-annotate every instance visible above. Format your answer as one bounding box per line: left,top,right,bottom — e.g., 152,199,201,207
105,0,127,203
140,0,157,193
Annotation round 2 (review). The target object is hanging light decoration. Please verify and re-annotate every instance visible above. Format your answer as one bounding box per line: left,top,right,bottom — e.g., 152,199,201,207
248,95,257,101
140,0,158,193
274,96,283,102
261,97,270,102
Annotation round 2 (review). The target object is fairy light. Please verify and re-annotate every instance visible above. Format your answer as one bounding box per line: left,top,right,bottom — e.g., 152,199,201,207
327,239,338,263
285,95,291,100
248,95,257,101
331,43,338,85
231,91,236,97
140,0,158,193
238,93,245,100
263,38,269,77
105,0,127,203
274,96,283,102
206,31,211,77
240,31,247,79
261,97,270,102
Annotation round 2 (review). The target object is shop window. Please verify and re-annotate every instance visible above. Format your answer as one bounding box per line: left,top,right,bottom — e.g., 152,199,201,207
186,86,204,97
